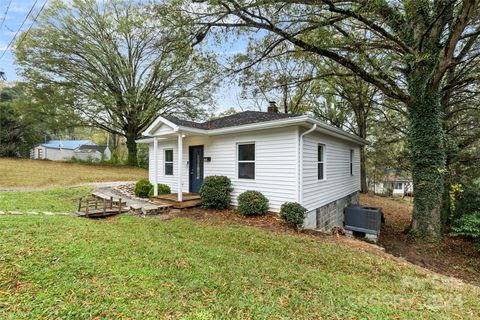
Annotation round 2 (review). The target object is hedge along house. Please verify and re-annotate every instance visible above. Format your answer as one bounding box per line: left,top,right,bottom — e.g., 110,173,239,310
137,108,368,231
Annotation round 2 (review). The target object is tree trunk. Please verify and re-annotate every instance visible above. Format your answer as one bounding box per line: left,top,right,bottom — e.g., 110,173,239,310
360,146,368,193
125,132,138,167
407,90,445,240
355,107,368,193
441,154,454,228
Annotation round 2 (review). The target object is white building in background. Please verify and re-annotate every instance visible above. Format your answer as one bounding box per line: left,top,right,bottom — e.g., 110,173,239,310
73,145,111,161
31,140,110,161
370,174,414,196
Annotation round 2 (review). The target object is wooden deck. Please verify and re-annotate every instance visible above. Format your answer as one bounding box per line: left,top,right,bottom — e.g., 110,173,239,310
151,193,202,209
76,208,130,218
76,194,129,218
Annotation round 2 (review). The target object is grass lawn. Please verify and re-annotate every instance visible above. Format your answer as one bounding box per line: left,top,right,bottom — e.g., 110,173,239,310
0,215,479,319
0,158,147,189
0,187,92,213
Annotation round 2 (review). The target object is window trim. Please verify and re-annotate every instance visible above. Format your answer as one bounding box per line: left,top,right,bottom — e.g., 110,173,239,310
394,182,403,190
237,142,255,180
164,148,173,176
350,149,354,176
317,144,326,181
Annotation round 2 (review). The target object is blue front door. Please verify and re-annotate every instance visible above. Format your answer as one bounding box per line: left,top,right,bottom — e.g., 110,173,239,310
189,146,204,193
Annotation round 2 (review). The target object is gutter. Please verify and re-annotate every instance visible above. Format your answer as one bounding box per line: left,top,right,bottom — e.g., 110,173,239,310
298,124,317,204
306,118,368,146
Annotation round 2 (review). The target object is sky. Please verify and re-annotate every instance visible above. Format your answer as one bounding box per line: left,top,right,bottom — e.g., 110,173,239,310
0,0,260,113
0,0,42,81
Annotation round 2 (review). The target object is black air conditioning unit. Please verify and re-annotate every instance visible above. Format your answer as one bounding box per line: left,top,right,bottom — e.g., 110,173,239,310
344,206,382,235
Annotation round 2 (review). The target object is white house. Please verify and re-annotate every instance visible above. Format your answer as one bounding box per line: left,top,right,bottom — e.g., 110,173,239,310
73,145,111,161
137,110,368,231
31,140,94,161
31,140,110,161
370,174,413,196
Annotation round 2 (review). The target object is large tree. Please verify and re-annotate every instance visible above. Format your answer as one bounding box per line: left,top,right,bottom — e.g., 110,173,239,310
0,87,25,157
13,82,81,138
235,43,315,114
440,49,480,224
15,0,217,166
235,44,381,192
181,0,480,239
312,71,380,193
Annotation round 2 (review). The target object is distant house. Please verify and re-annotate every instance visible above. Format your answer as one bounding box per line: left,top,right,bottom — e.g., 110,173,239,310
74,145,111,161
31,140,110,161
137,110,368,231
370,172,413,196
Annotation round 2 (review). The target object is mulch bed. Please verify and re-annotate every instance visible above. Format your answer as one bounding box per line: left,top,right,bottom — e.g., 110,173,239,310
361,194,480,286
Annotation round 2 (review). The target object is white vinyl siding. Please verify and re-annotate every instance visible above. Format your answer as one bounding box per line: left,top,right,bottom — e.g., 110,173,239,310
154,123,176,135
34,148,75,161
149,126,298,211
302,130,361,212
147,124,363,213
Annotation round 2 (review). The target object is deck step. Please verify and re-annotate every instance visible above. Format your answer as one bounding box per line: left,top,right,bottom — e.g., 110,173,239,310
130,203,172,215
91,192,126,205
152,193,202,209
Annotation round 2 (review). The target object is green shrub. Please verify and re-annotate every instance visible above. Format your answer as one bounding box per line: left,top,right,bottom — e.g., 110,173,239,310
455,179,480,218
148,184,171,198
134,179,153,198
451,212,480,240
199,176,232,209
280,202,307,229
237,190,269,216
385,187,393,197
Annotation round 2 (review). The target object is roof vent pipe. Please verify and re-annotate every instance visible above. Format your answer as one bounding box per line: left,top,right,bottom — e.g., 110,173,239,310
267,101,278,113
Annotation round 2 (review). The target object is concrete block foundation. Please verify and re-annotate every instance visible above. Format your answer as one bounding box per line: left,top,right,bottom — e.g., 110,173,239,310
303,191,359,232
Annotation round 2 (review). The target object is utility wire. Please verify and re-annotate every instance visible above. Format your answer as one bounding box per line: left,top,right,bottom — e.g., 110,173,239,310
0,0,13,30
0,0,40,60
14,0,49,54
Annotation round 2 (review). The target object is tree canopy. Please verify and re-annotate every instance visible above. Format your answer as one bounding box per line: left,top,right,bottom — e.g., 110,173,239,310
15,0,218,165
175,0,480,239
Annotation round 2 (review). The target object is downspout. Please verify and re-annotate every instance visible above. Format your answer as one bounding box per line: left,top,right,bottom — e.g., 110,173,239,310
298,124,317,204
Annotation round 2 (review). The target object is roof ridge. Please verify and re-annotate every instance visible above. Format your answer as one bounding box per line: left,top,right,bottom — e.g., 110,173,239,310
164,110,302,130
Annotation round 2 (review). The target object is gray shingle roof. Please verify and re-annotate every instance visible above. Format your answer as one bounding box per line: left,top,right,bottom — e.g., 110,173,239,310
77,145,107,153
164,111,300,130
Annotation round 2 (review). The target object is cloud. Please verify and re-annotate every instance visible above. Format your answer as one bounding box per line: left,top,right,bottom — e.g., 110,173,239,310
0,40,9,51
8,2,38,14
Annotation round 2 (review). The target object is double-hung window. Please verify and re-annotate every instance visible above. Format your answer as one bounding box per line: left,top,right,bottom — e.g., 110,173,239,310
164,149,173,175
318,145,325,180
350,149,354,176
238,143,255,179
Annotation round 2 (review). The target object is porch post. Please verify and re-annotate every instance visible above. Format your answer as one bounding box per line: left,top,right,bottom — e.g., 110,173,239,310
153,136,158,196
177,133,183,202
